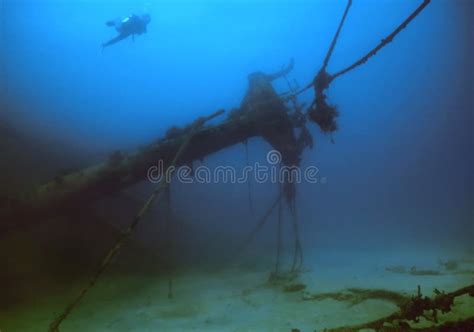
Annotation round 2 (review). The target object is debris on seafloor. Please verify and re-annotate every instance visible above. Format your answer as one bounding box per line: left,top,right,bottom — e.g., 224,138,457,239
324,284,474,332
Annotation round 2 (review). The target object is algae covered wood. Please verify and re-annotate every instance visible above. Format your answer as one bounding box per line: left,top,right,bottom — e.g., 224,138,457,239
0,105,297,234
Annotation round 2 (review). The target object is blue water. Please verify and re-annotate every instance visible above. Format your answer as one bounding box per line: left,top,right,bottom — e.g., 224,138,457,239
1,0,473,330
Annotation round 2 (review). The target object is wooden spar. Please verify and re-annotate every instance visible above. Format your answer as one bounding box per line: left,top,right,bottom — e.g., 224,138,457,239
0,98,301,234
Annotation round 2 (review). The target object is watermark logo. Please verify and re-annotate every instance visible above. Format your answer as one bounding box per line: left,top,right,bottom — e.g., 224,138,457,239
266,150,282,165
147,149,326,185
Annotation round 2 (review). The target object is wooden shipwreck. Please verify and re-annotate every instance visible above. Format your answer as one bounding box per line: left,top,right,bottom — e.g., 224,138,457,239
0,61,309,235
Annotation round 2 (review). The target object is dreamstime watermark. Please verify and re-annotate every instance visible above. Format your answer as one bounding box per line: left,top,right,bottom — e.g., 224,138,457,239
147,150,327,185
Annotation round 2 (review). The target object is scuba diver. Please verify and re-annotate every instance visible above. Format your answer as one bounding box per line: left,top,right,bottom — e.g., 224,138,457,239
102,14,151,49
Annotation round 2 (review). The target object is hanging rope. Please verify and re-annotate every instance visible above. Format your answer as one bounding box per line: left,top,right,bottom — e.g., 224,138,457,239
235,0,431,132
48,109,224,332
289,196,303,273
274,182,283,275
331,0,431,81
164,1,431,130
307,0,431,134
305,0,352,134
322,0,352,72
293,0,431,101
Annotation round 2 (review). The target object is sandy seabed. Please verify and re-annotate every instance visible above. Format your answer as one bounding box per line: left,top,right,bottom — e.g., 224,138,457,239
2,248,474,332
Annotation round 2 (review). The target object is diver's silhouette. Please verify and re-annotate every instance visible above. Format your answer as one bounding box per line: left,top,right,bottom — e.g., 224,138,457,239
102,14,151,49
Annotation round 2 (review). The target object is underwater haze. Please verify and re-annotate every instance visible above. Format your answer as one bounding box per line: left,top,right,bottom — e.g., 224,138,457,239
1,0,473,331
